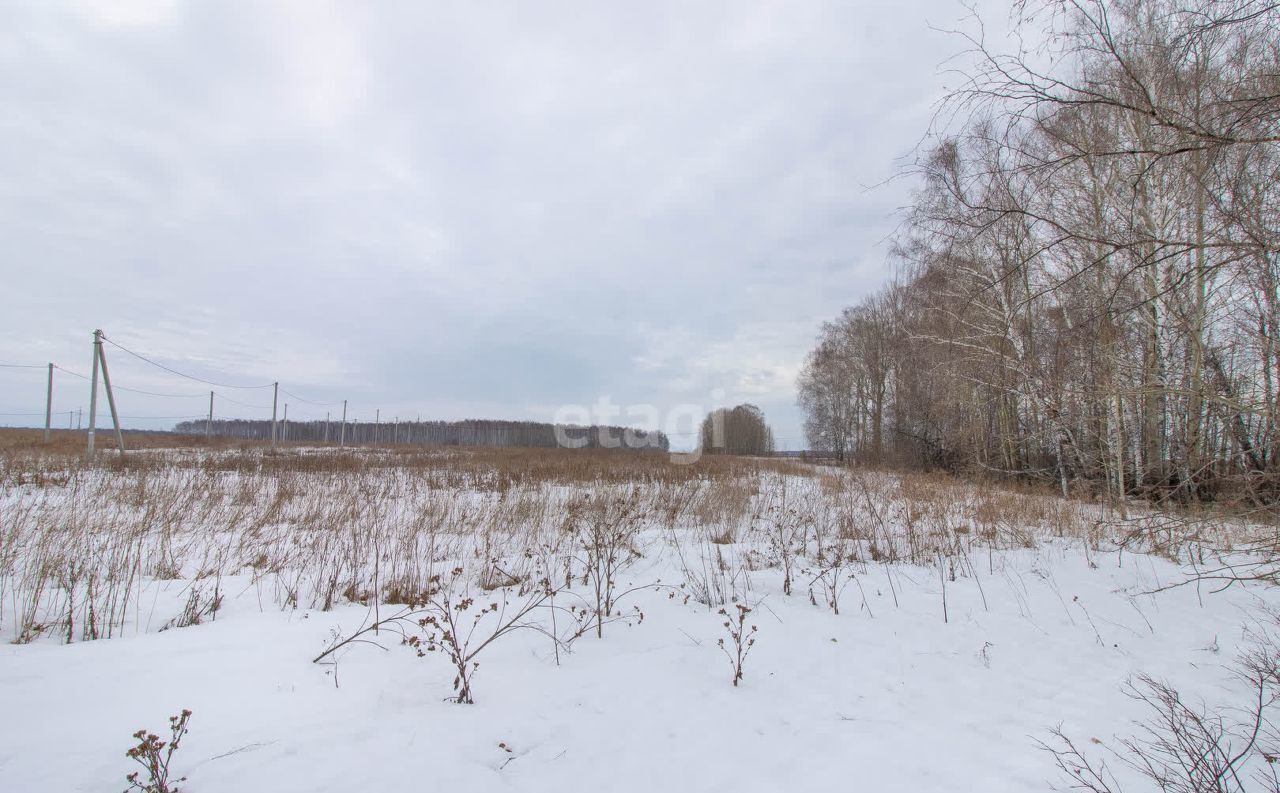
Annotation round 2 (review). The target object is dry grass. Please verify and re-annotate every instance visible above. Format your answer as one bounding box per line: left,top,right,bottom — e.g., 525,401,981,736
0,427,255,454
0,433,1259,647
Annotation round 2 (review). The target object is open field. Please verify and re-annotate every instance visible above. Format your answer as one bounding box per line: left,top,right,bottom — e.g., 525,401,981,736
0,428,255,455
1,440,1277,791
6,0,1278,789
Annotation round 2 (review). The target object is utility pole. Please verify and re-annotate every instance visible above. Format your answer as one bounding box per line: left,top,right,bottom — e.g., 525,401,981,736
44,363,53,444
271,382,279,448
86,330,101,458
324,411,330,443
375,409,380,445
207,392,213,440
339,400,347,448
95,331,125,455
282,403,288,442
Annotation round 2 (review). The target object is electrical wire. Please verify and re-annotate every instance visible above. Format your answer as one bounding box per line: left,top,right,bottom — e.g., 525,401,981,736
49,360,272,424
53,365,89,380
213,392,273,410
15,334,751,448
101,334,274,389
108,384,207,399
52,365,206,398
279,387,342,407
116,414,208,420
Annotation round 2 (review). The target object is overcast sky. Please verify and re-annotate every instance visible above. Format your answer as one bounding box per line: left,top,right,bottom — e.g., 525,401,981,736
1,0,1000,449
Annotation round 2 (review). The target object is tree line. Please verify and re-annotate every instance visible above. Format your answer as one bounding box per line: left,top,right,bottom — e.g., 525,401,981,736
799,0,1279,505
172,418,670,451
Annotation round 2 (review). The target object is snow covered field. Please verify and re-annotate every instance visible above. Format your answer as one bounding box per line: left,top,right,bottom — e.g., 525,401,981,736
0,448,1272,791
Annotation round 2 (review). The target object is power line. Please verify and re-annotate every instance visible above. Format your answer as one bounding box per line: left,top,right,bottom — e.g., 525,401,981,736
22,331,780,448
279,387,342,407
53,365,89,380
101,334,274,389
116,414,208,420
107,384,207,399
52,361,274,418
51,365,207,398
213,392,273,410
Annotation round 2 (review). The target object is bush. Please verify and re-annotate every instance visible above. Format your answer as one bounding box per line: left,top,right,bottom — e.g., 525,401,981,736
717,603,758,688
123,709,191,793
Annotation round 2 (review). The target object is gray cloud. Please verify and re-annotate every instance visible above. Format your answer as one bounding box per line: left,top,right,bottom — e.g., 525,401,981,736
0,0,992,448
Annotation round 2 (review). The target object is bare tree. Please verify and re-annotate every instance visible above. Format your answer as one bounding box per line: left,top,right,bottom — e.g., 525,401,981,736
700,405,776,456
797,0,1280,511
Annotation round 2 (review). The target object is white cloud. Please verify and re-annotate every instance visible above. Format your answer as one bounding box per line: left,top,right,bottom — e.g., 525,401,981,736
72,0,178,28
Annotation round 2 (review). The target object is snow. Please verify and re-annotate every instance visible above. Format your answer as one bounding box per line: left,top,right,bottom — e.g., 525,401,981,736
0,461,1273,791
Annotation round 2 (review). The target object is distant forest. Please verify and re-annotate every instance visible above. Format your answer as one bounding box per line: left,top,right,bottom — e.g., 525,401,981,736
172,418,670,451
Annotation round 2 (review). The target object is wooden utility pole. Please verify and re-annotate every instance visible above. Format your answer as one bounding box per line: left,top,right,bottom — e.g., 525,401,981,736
95,333,125,455
324,411,330,443
207,391,213,440
43,363,53,444
271,382,279,448
340,400,347,448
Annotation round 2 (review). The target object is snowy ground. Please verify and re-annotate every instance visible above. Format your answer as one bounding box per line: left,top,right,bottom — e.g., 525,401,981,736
0,453,1273,791
2,546,1272,791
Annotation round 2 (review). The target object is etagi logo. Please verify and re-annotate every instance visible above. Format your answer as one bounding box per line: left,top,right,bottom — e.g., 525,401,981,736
551,391,727,464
